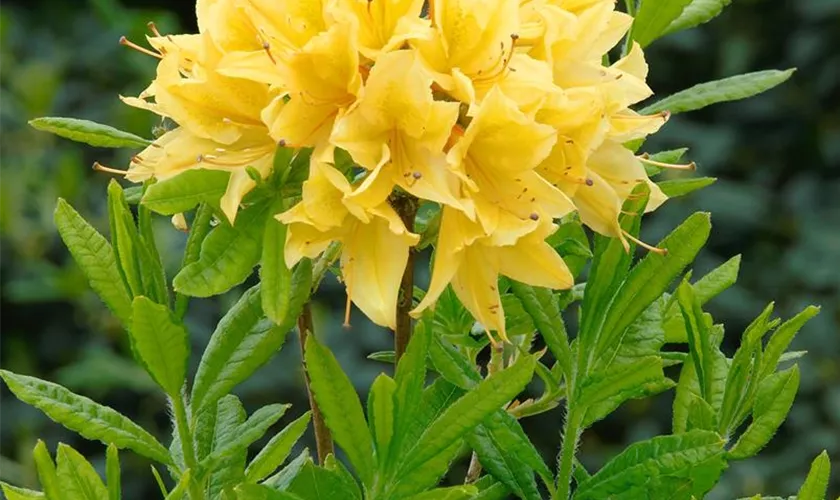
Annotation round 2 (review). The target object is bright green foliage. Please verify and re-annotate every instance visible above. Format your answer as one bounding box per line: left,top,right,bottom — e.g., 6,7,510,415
0,371,171,464
142,170,231,215
631,0,694,47
642,70,796,115
665,0,732,34
28,117,151,148
246,412,312,483
0,482,45,500
797,451,831,500
130,297,189,397
55,443,109,500
106,444,121,500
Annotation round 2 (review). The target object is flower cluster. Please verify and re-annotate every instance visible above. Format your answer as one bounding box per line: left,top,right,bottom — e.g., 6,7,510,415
122,0,671,341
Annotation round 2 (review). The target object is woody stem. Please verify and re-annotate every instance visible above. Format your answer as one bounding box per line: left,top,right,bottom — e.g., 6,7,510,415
297,302,334,463
393,194,418,364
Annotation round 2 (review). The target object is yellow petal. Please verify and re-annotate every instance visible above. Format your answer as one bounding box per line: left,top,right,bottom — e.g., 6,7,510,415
284,220,342,267
494,226,574,290
451,245,506,340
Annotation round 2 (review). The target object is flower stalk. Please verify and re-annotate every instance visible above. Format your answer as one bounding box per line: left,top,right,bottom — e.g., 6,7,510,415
392,193,418,364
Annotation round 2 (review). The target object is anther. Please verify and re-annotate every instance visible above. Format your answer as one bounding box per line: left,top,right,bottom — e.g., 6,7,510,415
585,178,594,186
529,212,540,221
278,139,287,147
147,22,162,37
119,36,162,59
343,295,353,328
412,171,422,180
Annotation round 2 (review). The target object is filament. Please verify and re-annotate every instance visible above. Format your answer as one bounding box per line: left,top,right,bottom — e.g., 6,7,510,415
622,230,667,255
637,153,696,171
119,36,162,59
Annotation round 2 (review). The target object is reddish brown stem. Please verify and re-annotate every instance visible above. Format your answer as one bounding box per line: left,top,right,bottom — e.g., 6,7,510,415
297,302,334,463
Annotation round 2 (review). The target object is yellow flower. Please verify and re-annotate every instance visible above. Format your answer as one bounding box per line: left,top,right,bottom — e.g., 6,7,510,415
416,0,556,111
447,88,575,244
261,22,362,159
332,0,431,60
279,159,419,329
122,33,276,222
331,49,463,209
413,207,572,342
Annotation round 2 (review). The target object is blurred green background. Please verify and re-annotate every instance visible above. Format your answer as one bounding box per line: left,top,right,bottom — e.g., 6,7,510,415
1,0,838,498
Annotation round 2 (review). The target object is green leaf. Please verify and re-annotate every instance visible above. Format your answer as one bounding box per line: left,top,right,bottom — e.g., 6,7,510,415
658,177,717,198
472,480,511,500
164,470,191,500
510,283,572,378
150,466,168,498
428,334,482,390
55,444,108,500
0,483,45,500
367,374,396,468
391,323,431,465
322,455,362,500
32,441,60,500
672,352,728,434
191,285,293,412
399,355,536,473
287,460,361,500
236,484,305,500
141,170,230,215
207,396,247,497
685,395,718,432
677,281,715,402
129,297,189,397
630,0,694,47
579,356,670,427
260,201,297,325
0,371,170,464
105,444,120,500
175,203,215,318
574,430,726,500
467,415,541,500
54,199,133,326
304,334,375,486
665,0,733,35
642,69,796,115
202,403,289,472
173,200,271,297
246,411,312,483
759,306,820,380
137,200,170,305
107,181,144,298
389,441,463,499
600,298,666,369
797,451,831,500
406,486,478,500
29,117,151,148
262,449,310,491
593,213,711,366
729,366,800,459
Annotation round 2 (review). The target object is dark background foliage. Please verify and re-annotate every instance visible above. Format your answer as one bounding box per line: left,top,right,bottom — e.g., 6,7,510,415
1,0,838,498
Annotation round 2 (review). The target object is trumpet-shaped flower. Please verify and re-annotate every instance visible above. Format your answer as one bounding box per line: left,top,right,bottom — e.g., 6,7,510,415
279,160,419,329
262,22,362,159
332,0,430,60
448,88,575,244
413,207,572,342
331,49,463,209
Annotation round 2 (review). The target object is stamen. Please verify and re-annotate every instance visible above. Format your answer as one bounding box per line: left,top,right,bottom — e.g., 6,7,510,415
343,294,352,328
637,153,696,171
147,21,162,37
528,212,539,221
119,36,162,59
622,230,668,255
474,33,519,83
92,162,129,176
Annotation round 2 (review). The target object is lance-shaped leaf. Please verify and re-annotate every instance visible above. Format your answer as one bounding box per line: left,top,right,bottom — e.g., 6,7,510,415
631,0,694,47
510,283,572,378
246,411,312,483
288,460,361,500
55,444,108,500
728,366,800,459
574,430,726,500
390,323,430,464
428,334,482,390
206,396,247,497
677,281,715,401
105,444,120,500
236,484,306,500
665,0,732,35
304,335,375,487
406,486,478,500
142,170,230,216
32,441,60,500
0,482,44,500
594,213,711,366
0,371,170,464
467,414,542,500
260,199,306,325
202,403,289,473
797,451,831,500
642,69,796,115
54,199,133,326
174,200,271,297
759,305,820,380
367,374,396,467
164,470,191,500
658,177,717,198
399,355,536,473
29,117,151,148
130,297,189,397
192,285,296,411
107,181,144,298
